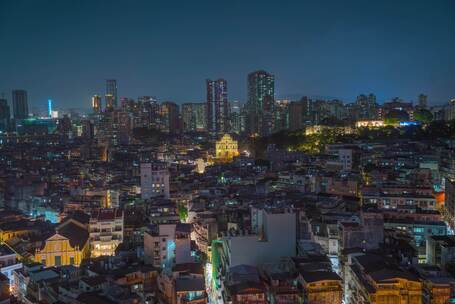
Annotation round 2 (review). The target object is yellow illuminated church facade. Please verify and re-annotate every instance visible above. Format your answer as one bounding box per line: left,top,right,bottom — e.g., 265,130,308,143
215,134,239,163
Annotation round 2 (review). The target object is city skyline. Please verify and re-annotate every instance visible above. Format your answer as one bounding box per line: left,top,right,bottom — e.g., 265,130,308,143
1,0,455,109
0,75,451,114
3,1,455,303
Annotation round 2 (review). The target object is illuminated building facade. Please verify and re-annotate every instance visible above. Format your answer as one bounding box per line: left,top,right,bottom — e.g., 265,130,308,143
227,284,267,304
105,189,119,208
215,134,239,163
35,219,90,267
362,193,437,211
47,99,52,117
92,95,101,113
0,245,22,288
0,225,35,243
346,254,423,304
305,125,355,136
89,208,123,257
356,120,385,128
299,271,343,304
105,79,117,110
105,94,115,111
194,158,206,174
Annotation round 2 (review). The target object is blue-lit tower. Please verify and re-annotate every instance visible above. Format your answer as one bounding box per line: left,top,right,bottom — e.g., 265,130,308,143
48,99,53,117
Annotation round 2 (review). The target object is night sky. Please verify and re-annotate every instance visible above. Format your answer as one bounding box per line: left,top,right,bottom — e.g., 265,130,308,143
1,0,455,111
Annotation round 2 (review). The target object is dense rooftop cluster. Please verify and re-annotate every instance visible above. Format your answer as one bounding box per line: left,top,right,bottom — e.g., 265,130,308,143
0,80,455,304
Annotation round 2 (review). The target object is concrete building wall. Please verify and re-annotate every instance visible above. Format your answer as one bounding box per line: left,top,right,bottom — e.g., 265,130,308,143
175,238,192,265
338,149,353,171
225,209,296,268
140,163,170,199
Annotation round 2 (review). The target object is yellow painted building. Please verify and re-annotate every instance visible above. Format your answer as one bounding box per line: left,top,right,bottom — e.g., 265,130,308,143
35,219,90,267
369,279,422,304
0,216,43,243
0,226,34,243
215,134,239,163
347,254,423,304
300,271,343,304
423,280,451,304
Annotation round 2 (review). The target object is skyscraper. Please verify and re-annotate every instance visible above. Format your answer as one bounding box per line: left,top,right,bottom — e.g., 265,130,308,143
0,98,10,131
206,79,229,134
230,100,242,134
300,96,314,124
92,95,102,113
48,99,53,117
273,99,289,132
288,101,304,131
182,103,207,132
246,70,274,135
12,90,29,119
355,93,377,120
105,79,117,110
418,94,428,109
137,96,161,130
161,101,180,133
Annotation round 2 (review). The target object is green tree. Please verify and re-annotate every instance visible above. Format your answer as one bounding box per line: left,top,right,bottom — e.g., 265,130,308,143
177,203,188,222
413,109,433,124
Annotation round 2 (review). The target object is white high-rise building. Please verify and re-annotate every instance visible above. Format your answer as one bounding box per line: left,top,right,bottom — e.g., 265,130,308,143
140,163,170,199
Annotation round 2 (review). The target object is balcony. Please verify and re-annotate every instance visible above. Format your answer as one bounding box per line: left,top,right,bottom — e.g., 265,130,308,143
99,235,113,242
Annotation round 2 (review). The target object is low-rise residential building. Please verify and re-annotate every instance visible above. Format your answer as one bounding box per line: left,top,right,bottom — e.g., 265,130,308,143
346,253,423,304
0,273,9,304
384,218,446,259
299,271,343,304
159,262,207,304
144,223,193,269
141,162,170,199
426,235,455,269
89,208,124,257
260,260,301,303
362,193,437,211
224,265,267,304
0,245,22,287
413,264,455,304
